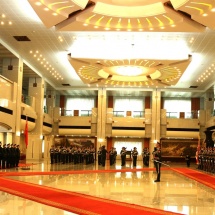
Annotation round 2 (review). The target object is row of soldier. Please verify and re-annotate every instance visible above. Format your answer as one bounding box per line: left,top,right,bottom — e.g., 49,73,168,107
196,147,215,173
50,145,151,167
0,142,21,169
120,147,150,167
49,145,96,165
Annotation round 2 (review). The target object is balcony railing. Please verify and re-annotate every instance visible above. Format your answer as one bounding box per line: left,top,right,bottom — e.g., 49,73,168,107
113,111,145,118
166,111,199,119
59,109,145,117
60,109,92,116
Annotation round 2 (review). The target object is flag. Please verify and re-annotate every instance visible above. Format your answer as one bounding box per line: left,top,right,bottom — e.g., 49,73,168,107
24,116,28,148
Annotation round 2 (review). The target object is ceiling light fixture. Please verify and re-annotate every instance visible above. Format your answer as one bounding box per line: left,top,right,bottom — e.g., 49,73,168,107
30,50,63,80
116,66,143,76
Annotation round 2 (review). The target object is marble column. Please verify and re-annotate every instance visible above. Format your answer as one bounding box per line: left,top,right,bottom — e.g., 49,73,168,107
97,88,107,149
26,77,45,160
2,57,23,146
150,89,161,166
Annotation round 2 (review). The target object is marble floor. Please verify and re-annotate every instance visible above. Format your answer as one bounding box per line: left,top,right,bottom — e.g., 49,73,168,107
0,160,215,215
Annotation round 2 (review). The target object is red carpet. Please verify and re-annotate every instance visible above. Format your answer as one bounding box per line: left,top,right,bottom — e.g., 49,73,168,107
172,168,215,190
0,167,213,215
0,177,180,215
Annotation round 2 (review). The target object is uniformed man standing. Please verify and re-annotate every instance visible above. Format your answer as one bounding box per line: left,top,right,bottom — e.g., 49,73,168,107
132,147,138,167
185,154,191,167
109,147,115,166
101,145,108,167
2,144,8,169
153,142,162,182
143,148,150,167
113,148,117,164
120,147,127,166
49,145,55,164
15,145,20,167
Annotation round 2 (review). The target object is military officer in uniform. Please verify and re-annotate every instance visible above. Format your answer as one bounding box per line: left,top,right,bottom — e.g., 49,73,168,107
109,147,115,166
152,142,162,182
132,147,138,167
120,147,127,166
49,145,55,164
101,145,108,167
2,144,7,169
185,154,191,167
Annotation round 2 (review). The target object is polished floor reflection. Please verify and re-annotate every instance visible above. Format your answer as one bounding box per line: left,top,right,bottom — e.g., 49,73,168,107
0,160,215,215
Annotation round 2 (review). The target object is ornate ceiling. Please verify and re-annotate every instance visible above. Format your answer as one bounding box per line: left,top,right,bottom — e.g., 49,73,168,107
27,0,215,87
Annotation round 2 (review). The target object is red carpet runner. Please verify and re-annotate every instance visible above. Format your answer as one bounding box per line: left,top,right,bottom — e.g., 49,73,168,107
172,168,215,190
0,177,180,215
0,167,214,215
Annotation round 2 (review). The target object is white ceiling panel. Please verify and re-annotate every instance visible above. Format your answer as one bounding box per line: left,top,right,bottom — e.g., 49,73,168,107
0,0,215,98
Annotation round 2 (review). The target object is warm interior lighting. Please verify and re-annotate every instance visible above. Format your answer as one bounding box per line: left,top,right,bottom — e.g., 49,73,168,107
35,2,42,6
116,66,143,76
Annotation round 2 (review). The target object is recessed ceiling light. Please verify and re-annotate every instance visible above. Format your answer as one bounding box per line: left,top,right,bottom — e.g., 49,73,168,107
116,66,143,76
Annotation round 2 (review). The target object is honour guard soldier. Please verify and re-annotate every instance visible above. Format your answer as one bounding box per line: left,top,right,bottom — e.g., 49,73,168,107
101,145,108,167
49,145,55,164
185,154,191,167
132,147,138,167
109,147,115,166
120,147,127,166
152,142,162,182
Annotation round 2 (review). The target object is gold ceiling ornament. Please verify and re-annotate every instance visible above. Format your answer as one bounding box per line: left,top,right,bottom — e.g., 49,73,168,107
28,0,90,28
171,0,215,29
67,54,192,87
27,0,215,32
